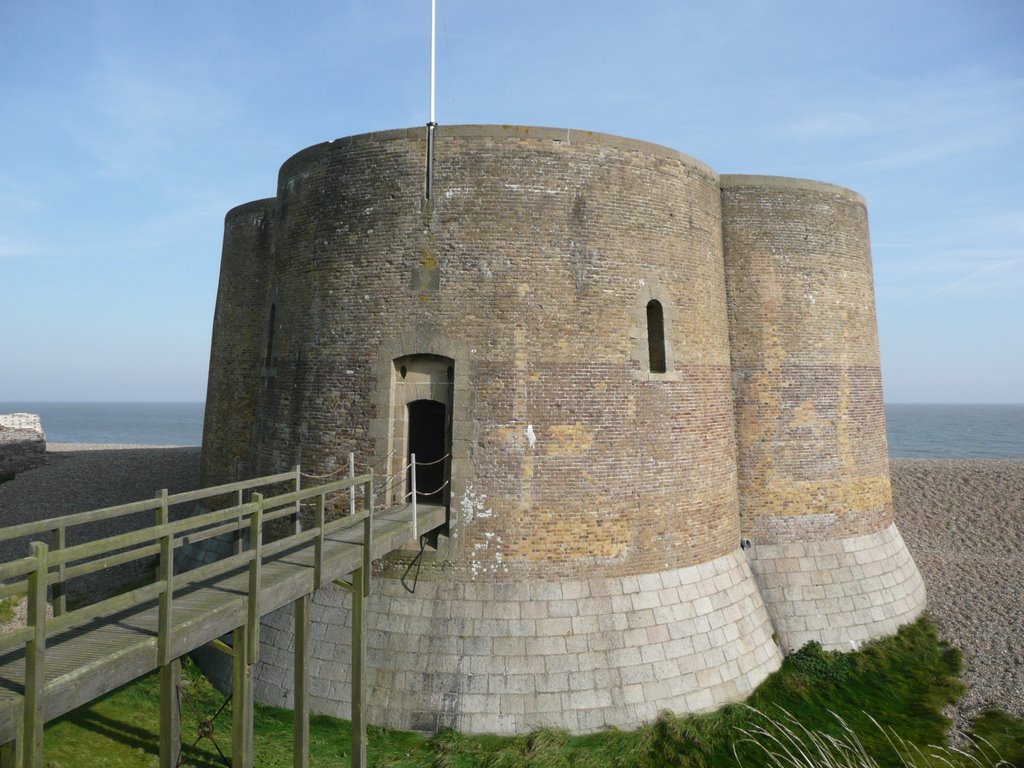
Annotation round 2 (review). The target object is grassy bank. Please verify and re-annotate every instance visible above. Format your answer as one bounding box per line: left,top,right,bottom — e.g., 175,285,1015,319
40,618,1024,767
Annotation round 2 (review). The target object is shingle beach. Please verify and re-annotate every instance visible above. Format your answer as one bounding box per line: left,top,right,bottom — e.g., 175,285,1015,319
0,446,1020,728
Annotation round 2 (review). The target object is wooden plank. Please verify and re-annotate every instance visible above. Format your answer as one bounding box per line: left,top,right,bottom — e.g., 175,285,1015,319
232,625,253,768
0,499,158,543
50,527,66,618
351,567,366,768
0,499,448,751
246,496,262,666
0,735,19,768
293,594,309,768
54,541,161,585
158,658,181,768
0,557,38,583
157,490,172,667
166,470,296,506
24,542,46,768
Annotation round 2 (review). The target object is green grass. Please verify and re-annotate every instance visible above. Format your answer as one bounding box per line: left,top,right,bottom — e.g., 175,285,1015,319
0,597,18,625
968,711,1024,768
38,617,1024,767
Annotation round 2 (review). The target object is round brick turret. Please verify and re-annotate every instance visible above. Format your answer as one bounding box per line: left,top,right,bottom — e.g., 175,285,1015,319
257,126,740,580
721,175,924,651
200,199,275,488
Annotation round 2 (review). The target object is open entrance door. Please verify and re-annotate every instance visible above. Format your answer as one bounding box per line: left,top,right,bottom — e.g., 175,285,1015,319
407,399,448,505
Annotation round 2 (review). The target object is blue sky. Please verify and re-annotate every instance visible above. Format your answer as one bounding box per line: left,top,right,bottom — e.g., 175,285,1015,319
1,0,1021,403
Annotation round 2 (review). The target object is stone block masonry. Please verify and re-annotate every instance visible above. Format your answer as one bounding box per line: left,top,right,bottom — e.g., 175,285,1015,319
253,550,782,734
0,414,46,480
748,522,926,652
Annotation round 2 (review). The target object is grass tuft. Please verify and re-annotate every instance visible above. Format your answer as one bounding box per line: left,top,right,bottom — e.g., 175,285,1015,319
734,707,1015,768
37,617,1024,767
0,597,17,626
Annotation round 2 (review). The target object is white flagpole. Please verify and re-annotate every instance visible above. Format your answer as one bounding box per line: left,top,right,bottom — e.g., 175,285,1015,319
426,0,437,199
430,0,436,125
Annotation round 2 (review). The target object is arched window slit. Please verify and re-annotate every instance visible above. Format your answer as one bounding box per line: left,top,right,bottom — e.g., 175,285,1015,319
264,303,276,368
646,300,666,373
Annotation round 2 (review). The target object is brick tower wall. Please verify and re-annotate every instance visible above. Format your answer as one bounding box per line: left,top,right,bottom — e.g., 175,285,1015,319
199,199,274,488
255,126,744,581
238,127,782,732
720,175,925,651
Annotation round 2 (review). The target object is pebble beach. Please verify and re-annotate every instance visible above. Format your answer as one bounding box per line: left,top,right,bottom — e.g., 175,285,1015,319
0,445,1021,729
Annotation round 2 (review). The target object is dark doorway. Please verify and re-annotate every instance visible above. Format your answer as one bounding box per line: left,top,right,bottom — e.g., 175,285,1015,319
407,399,448,505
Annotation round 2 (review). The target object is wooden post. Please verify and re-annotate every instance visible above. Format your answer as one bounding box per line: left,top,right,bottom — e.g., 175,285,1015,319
158,658,181,768
234,488,245,555
247,494,263,666
314,494,325,590
0,737,20,768
350,567,366,768
156,489,173,667
24,541,48,768
293,594,310,768
49,526,65,617
231,625,254,768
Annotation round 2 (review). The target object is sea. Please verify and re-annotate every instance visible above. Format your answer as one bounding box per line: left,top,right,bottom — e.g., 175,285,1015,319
0,402,205,447
1,402,1023,458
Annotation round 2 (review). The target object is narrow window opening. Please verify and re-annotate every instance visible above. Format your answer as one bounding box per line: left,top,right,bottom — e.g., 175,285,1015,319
646,300,666,373
264,303,276,368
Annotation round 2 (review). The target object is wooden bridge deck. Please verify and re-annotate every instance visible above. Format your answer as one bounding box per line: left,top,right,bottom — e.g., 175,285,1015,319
0,466,447,767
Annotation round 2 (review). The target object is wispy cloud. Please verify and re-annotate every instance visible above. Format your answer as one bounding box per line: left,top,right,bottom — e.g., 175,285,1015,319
877,245,1024,311
0,236,38,260
70,57,234,178
778,70,1024,168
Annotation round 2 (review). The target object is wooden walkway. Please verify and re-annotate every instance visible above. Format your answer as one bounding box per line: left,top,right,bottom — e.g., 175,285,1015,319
0,466,446,768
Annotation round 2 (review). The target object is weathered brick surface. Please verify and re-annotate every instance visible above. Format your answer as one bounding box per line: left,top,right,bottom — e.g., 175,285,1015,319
198,127,925,734
199,199,274,488
231,126,740,580
720,176,892,544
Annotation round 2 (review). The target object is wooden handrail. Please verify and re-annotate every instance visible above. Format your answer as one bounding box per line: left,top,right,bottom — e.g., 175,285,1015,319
0,466,386,669
0,456,441,768
0,469,302,545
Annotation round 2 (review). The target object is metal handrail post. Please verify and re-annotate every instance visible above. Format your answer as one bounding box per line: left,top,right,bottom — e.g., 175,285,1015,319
293,465,302,534
349,453,356,516
410,453,418,541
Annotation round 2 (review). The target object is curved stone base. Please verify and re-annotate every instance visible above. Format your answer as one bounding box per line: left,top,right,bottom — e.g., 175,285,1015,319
747,521,926,653
251,550,782,734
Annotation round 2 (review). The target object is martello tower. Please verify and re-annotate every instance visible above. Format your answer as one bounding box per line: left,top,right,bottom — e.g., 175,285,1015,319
200,125,925,734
